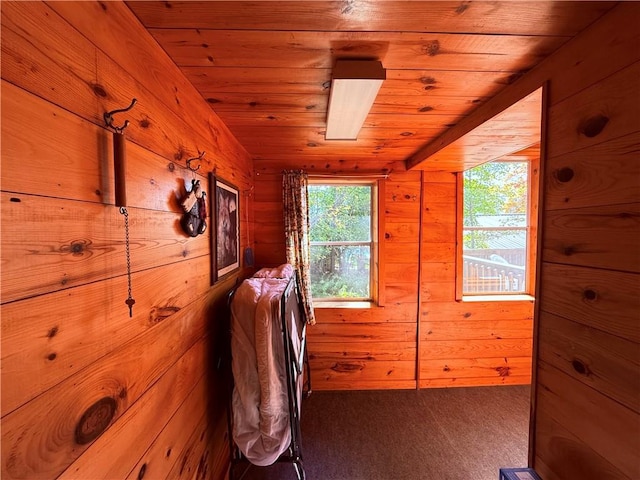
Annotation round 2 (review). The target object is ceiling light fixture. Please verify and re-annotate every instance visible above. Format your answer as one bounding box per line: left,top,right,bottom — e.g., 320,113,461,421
325,60,386,140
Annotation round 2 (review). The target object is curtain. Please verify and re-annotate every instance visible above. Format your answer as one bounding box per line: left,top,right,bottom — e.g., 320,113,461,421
283,170,315,325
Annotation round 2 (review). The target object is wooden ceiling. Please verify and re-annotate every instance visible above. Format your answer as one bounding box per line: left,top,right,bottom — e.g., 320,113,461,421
126,1,615,173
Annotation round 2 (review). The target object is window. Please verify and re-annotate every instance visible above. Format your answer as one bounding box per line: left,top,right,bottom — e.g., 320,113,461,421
308,182,377,301
460,155,539,296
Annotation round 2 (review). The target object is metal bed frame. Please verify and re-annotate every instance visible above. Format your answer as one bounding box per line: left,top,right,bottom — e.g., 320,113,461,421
226,275,312,480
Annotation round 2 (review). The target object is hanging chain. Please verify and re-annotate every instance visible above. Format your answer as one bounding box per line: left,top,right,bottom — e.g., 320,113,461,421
120,207,135,317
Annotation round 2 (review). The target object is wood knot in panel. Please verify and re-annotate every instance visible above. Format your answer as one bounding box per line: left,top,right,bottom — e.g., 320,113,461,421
90,83,107,98
331,362,364,373
555,167,574,183
138,463,147,480
150,306,181,324
495,366,511,377
455,2,470,14
75,397,117,444
422,40,441,56
60,239,91,257
572,359,591,376
578,114,609,138
47,326,59,338
583,289,598,301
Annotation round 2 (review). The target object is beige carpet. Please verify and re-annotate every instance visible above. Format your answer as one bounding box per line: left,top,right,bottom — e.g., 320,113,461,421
235,385,531,480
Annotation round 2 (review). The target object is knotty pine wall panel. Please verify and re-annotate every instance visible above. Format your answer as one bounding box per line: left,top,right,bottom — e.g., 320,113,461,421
313,171,421,390
252,174,287,267
418,172,535,388
529,4,640,479
1,2,252,479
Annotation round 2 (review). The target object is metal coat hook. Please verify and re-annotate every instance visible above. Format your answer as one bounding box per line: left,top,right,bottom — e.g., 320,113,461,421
103,97,137,318
104,98,137,133
186,150,206,172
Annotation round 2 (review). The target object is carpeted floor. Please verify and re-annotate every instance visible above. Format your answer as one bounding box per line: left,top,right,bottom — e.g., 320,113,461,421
235,385,531,480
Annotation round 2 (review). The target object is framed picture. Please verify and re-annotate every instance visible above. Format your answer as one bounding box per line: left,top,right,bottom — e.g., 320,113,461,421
210,173,240,284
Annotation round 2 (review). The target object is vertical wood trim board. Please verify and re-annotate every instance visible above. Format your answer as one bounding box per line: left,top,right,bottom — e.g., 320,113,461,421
415,170,424,389
528,80,550,466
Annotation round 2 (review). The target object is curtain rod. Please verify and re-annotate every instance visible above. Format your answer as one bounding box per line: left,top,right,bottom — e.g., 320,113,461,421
256,171,390,179
307,173,389,179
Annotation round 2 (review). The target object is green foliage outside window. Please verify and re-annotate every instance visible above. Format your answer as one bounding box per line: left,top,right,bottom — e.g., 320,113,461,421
308,185,372,299
463,161,527,250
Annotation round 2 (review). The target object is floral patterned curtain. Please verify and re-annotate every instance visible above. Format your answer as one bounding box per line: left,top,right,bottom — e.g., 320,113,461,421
283,170,315,325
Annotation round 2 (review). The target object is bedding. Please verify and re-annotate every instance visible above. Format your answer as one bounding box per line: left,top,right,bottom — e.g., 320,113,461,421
230,266,299,466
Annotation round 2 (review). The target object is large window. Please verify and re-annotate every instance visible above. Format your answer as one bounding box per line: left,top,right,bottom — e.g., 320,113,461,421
461,157,538,296
308,182,376,301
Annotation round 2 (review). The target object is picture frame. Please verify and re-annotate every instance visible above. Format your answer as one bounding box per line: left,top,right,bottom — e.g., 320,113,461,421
210,173,240,284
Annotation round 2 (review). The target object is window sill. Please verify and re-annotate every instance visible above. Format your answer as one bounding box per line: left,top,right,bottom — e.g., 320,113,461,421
460,294,535,303
314,301,374,309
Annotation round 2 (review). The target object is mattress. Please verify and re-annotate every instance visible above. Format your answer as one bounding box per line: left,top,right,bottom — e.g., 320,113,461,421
230,268,298,466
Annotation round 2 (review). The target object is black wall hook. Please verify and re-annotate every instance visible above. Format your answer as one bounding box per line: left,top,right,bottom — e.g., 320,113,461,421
186,150,206,172
104,98,137,134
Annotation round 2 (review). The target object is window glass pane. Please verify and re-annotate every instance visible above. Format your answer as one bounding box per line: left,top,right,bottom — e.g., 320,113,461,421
463,162,528,227
310,245,370,299
463,161,529,295
309,185,371,242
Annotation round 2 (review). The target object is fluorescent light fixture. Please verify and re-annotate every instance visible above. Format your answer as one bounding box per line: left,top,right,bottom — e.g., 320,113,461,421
325,60,386,140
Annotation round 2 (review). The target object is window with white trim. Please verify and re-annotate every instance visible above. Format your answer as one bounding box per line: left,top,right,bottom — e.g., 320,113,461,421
460,155,538,296
308,182,377,301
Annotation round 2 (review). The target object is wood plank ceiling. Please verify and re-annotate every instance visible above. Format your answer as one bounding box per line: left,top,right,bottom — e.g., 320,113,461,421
126,1,615,173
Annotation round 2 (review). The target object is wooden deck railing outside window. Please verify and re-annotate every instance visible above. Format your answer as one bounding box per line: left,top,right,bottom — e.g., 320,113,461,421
463,254,526,294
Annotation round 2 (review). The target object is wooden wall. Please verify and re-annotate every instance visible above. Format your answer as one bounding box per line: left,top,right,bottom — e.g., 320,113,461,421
254,167,534,391
1,2,253,479
2,1,637,479
419,171,534,388
530,5,640,480
255,170,422,391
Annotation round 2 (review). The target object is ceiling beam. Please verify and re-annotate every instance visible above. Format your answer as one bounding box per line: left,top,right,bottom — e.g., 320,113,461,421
405,2,636,171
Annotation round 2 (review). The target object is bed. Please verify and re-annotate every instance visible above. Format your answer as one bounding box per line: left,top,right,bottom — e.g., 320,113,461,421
227,264,311,480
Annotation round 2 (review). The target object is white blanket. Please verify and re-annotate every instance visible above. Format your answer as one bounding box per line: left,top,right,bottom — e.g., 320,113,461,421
230,275,293,466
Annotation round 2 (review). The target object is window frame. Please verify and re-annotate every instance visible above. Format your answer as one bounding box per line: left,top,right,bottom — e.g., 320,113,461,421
308,178,380,304
455,151,539,300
